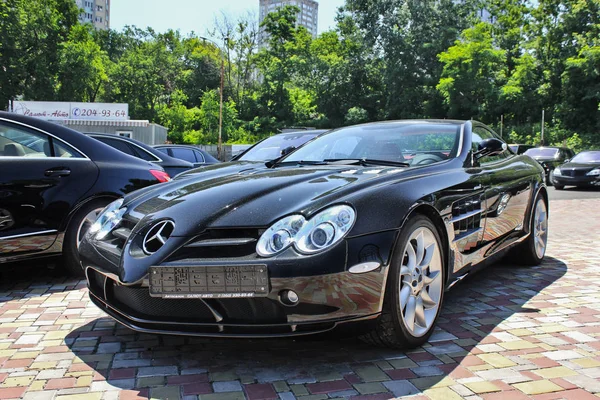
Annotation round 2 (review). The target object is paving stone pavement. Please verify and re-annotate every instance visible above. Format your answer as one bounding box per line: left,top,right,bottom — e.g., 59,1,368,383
1,199,599,400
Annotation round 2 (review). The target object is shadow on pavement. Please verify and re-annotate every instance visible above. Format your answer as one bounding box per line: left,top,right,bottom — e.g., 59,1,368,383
61,256,567,398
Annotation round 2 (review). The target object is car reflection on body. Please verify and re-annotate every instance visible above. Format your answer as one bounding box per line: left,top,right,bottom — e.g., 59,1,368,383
80,120,548,348
552,150,600,190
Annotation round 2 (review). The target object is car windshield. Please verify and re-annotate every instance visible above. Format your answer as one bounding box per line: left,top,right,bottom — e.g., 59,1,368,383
524,148,559,158
282,122,461,165
571,151,600,163
239,132,318,161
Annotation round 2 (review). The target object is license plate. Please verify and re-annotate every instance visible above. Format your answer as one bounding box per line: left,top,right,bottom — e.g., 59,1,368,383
149,265,269,299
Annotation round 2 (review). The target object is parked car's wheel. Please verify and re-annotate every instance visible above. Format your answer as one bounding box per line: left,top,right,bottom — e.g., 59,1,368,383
513,194,548,266
360,215,445,348
63,199,110,277
554,184,564,190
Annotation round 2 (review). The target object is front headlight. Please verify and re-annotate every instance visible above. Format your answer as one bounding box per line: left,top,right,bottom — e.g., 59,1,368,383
88,198,126,240
256,205,356,257
553,167,562,176
587,168,600,176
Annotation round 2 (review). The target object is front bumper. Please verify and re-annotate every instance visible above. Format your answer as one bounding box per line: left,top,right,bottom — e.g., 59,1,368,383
553,175,600,187
86,266,384,337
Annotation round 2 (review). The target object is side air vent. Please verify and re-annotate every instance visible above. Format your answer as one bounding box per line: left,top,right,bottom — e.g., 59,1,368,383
451,195,483,237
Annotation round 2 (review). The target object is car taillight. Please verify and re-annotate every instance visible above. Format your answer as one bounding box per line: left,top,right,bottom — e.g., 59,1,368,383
150,169,170,183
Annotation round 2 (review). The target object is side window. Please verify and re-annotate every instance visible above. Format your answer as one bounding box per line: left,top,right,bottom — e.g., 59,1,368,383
100,138,136,157
471,126,510,165
170,148,197,163
156,148,170,155
131,146,158,162
53,140,82,158
0,123,82,158
193,150,205,163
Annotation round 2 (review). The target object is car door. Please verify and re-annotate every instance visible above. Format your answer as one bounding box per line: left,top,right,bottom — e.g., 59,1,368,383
471,125,532,246
0,121,98,257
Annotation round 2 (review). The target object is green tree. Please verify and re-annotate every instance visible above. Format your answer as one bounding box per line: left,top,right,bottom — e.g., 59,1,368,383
56,25,110,102
437,23,506,120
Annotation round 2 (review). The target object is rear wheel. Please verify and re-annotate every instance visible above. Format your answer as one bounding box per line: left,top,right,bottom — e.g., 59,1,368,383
554,184,564,190
360,215,445,348
62,199,110,277
513,194,548,266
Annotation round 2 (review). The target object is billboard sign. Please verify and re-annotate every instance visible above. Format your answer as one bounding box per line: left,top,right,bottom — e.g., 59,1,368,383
10,101,129,121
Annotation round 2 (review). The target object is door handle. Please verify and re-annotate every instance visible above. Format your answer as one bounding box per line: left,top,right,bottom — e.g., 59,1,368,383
44,168,71,177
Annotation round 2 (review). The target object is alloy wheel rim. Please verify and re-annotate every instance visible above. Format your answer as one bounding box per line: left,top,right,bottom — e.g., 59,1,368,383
76,208,103,250
398,226,443,337
534,199,548,259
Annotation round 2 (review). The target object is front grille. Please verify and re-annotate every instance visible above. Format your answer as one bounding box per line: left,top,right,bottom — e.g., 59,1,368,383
562,169,588,177
168,229,261,261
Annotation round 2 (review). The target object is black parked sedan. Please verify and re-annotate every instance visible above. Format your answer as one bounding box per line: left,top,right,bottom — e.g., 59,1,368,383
232,130,329,161
154,144,219,167
524,146,575,186
80,120,548,348
552,150,600,190
0,112,171,275
86,133,194,178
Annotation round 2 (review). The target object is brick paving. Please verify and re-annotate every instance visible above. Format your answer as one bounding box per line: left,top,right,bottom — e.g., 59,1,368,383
1,198,599,400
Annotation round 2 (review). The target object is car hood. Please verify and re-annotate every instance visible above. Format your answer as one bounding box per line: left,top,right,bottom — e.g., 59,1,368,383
122,161,410,237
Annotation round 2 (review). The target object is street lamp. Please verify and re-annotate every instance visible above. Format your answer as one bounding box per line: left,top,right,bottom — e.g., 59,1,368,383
200,36,227,161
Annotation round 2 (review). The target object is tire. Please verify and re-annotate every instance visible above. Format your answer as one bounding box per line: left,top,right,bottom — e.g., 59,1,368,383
360,215,445,348
554,184,564,190
62,199,110,277
513,194,548,266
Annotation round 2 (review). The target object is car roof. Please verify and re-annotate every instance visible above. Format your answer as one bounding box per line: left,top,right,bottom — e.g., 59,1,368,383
0,111,156,165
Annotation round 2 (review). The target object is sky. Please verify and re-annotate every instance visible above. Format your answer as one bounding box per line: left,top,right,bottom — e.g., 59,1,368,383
110,0,346,39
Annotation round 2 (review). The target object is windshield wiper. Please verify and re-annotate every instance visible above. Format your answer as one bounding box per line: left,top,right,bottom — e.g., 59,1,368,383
268,160,328,168
323,158,410,167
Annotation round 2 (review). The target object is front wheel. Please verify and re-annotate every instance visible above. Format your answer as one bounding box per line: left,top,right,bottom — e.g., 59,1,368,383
360,215,445,348
62,199,110,277
554,184,564,190
513,195,548,266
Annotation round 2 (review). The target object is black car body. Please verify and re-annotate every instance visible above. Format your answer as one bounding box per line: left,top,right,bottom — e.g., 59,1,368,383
552,150,600,189
232,130,329,161
508,144,534,155
154,145,219,167
86,133,194,178
80,120,548,347
524,146,575,185
0,112,171,274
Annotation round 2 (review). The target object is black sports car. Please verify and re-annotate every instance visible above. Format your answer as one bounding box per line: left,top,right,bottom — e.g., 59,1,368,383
524,146,575,186
80,120,548,348
552,150,600,190
86,133,194,178
232,130,329,161
0,112,171,275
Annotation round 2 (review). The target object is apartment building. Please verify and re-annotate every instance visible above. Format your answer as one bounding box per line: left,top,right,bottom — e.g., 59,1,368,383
76,0,110,30
259,0,319,47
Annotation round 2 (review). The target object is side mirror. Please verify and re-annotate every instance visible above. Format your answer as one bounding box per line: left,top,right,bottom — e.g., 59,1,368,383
474,138,507,161
280,145,296,157
563,158,570,163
